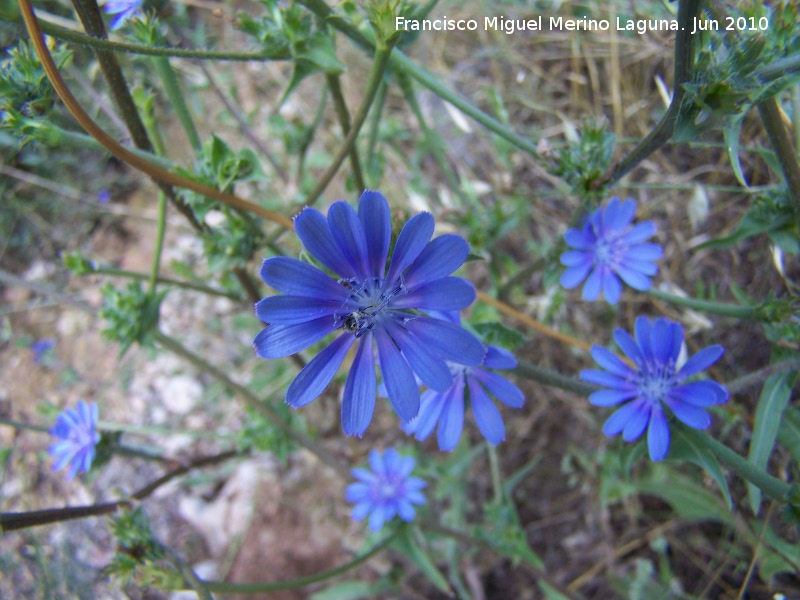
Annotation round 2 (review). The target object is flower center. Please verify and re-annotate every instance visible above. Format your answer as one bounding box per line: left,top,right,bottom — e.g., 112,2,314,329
336,276,408,337
637,363,675,405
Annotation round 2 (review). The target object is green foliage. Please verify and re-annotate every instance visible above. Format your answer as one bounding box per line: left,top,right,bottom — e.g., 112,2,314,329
549,119,615,200
99,282,167,357
236,404,300,463
472,321,525,350
0,39,71,121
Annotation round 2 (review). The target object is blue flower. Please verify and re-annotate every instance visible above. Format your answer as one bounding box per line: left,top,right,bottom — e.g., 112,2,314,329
31,338,55,364
402,314,524,450
581,316,728,461
48,400,101,480
345,448,426,531
254,191,484,436
560,197,663,304
102,0,144,30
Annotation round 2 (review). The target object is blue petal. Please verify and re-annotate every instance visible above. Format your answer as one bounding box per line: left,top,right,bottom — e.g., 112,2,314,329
254,317,336,359
345,482,371,502
473,369,524,408
437,378,465,451
602,400,645,437
482,346,517,370
590,346,635,378
634,317,654,362
294,207,356,278
404,389,446,441
368,507,387,531
375,329,419,422
342,335,377,436
580,368,633,390
677,345,724,379
622,404,650,442
403,234,470,290
255,296,344,325
385,212,434,284
286,334,355,407
468,377,505,445
614,264,652,291
564,227,594,249
382,319,453,392
618,257,659,276
582,267,603,301
391,277,475,311
650,318,675,364
560,250,592,267
647,407,670,461
588,388,638,406
614,328,645,366
619,221,656,244
628,243,663,261
604,198,636,232
260,257,349,300
358,191,391,278
665,400,711,429
369,448,387,477
404,317,485,366
328,201,370,278
668,381,728,406
560,263,593,289
602,271,622,304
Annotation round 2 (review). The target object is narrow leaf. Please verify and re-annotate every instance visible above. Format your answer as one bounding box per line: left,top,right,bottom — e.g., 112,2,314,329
671,426,733,510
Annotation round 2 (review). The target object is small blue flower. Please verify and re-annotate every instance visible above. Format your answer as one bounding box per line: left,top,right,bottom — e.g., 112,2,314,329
402,315,524,450
254,191,484,437
345,448,426,531
560,197,663,304
102,0,144,30
581,316,728,461
48,400,101,480
31,338,55,364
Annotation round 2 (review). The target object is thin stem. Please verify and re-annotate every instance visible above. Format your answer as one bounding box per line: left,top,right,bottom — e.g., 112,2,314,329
303,40,395,207
646,288,760,320
16,0,294,229
153,331,349,477
151,56,202,153
0,502,130,532
326,73,366,192
476,290,595,354
516,360,597,397
11,16,279,61
365,78,388,187
680,426,794,505
726,356,800,395
757,96,800,201
148,193,168,294
596,0,701,187
84,265,242,300
200,531,398,594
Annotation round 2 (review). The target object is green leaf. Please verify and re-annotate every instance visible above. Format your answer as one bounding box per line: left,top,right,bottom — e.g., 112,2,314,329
724,113,748,188
756,521,800,579
391,526,451,595
310,579,393,600
472,321,526,349
695,207,794,251
670,427,733,510
747,371,798,515
633,469,734,526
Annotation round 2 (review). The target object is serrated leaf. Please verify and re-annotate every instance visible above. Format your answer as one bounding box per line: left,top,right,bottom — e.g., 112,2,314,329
671,427,733,510
747,371,798,515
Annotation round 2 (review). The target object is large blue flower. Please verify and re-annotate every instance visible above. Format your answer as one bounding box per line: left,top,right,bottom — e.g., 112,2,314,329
345,448,426,531
560,197,663,304
254,191,484,436
102,0,144,30
402,319,524,451
48,400,101,480
581,316,728,461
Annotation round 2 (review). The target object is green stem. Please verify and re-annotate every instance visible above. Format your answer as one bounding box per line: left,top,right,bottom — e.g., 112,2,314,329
646,287,760,320
755,52,800,84
326,73,366,192
152,330,349,477
85,266,242,300
365,77,388,186
757,96,800,201
598,0,701,187
152,56,202,153
0,502,130,532
680,425,794,505
297,0,540,157
486,444,503,505
200,531,398,594
303,39,396,207
515,360,596,397
726,356,800,395
11,16,278,61
148,193,168,294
